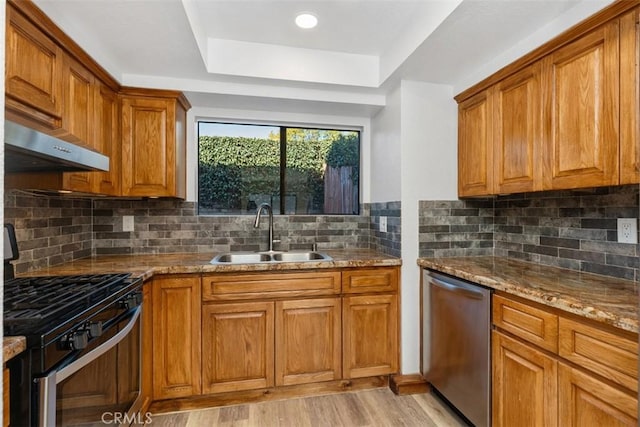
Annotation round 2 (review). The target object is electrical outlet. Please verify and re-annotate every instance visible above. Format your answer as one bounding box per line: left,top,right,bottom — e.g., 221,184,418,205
123,216,135,232
617,218,638,244
379,216,387,233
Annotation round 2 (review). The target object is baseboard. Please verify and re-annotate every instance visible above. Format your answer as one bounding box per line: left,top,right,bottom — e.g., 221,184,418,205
149,376,389,414
389,374,429,395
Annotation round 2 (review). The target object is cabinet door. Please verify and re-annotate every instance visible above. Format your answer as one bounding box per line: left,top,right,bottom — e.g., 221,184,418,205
558,363,637,426
275,298,341,386
121,97,177,197
202,301,274,394
542,21,620,190
343,294,398,378
58,54,96,147
152,276,201,399
94,84,121,195
620,7,639,184
494,63,542,194
458,90,493,197
492,331,557,427
5,5,63,130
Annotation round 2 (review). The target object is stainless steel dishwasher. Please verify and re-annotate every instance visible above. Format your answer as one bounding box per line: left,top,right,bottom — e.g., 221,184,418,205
421,269,491,427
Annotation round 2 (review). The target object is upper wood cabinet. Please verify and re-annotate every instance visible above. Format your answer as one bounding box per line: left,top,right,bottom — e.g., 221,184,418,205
57,54,97,148
619,7,639,184
5,4,63,130
120,90,190,198
458,90,493,197
493,63,542,194
456,3,639,196
542,21,620,190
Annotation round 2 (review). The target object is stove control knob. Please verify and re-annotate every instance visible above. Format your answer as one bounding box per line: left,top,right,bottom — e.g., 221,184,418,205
87,321,103,338
121,293,142,310
65,330,89,350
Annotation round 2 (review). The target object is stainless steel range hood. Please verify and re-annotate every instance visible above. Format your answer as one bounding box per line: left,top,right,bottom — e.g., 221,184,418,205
4,120,109,173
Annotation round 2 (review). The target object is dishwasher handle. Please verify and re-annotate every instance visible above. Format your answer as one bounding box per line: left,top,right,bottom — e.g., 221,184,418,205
430,277,486,300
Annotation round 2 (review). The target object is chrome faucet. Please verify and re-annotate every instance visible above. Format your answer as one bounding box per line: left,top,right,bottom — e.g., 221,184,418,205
254,203,277,252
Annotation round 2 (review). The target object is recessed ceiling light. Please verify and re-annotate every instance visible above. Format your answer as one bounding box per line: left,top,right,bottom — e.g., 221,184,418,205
295,13,318,29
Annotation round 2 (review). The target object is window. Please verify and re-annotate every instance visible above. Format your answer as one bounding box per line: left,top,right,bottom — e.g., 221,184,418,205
198,122,360,215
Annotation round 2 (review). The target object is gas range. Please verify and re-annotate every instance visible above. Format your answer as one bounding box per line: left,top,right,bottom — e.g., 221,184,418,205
4,273,143,426
4,273,141,348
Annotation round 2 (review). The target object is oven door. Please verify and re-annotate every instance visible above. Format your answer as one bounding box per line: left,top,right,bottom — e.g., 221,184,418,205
36,305,142,427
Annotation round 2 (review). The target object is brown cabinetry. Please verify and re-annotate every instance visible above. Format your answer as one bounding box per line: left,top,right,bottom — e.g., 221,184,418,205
457,90,493,197
493,63,542,194
492,331,557,427
558,363,638,426
457,3,639,196
343,294,398,378
619,7,640,184
58,55,97,147
5,3,63,130
275,298,342,386
202,301,274,394
151,275,201,400
146,267,399,405
342,267,399,379
492,293,638,427
120,90,190,198
542,21,620,190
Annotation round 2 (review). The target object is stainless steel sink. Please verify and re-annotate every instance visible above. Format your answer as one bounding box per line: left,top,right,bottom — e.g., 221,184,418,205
271,251,330,262
211,253,272,264
210,251,332,264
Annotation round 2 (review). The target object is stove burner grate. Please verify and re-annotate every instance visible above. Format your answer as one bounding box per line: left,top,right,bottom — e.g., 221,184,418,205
3,273,134,329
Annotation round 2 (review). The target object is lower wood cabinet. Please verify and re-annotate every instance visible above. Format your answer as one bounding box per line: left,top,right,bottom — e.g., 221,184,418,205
148,267,400,403
276,298,342,386
201,301,275,394
558,363,638,426
492,293,638,427
492,331,557,427
343,294,398,379
152,275,201,400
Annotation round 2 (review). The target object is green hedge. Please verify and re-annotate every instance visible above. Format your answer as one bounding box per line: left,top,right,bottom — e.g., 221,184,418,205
198,134,359,211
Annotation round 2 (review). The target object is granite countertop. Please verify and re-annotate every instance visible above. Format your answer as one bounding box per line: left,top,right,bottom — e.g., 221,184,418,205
418,256,639,333
21,249,401,282
3,336,26,363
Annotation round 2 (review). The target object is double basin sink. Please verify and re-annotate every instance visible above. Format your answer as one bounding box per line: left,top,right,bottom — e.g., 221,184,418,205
211,251,332,265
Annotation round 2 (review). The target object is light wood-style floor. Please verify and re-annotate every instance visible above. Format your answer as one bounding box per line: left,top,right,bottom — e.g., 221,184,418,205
149,388,467,426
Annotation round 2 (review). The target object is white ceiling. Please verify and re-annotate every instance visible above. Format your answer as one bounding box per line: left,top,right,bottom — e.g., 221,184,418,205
32,0,613,115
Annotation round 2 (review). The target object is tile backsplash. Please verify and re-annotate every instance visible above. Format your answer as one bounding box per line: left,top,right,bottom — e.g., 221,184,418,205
5,184,639,281
4,191,92,275
93,199,371,255
419,185,639,281
370,201,401,257
494,186,639,281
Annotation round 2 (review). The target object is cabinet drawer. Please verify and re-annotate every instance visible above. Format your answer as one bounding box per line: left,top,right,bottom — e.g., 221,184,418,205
203,271,341,301
559,317,638,393
342,267,399,294
493,294,558,353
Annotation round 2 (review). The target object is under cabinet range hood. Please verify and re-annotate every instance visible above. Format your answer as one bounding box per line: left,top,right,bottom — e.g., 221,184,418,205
4,120,109,173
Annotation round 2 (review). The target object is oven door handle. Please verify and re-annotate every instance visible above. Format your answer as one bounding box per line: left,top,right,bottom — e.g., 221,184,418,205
37,306,141,427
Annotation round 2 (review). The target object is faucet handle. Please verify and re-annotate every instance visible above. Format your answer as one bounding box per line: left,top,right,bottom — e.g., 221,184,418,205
272,238,281,244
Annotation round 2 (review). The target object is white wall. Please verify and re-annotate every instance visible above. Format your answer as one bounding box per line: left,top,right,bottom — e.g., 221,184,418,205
399,80,457,374
370,84,402,203
185,106,372,204
369,80,457,374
